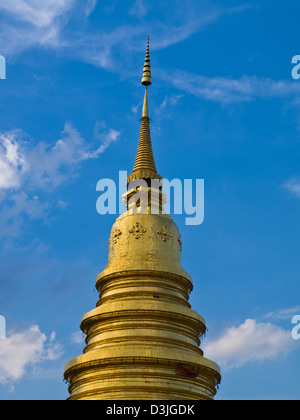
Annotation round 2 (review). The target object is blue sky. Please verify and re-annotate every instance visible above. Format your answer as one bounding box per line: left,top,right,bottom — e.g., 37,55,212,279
0,0,300,400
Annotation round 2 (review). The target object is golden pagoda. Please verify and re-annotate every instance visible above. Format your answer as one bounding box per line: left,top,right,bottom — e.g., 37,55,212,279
64,38,221,400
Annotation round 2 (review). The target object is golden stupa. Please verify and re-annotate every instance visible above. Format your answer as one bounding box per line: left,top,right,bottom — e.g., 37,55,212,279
64,38,221,400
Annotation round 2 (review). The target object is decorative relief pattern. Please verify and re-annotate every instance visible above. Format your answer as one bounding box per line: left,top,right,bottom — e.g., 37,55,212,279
129,222,147,239
178,235,182,252
157,225,173,242
109,228,122,245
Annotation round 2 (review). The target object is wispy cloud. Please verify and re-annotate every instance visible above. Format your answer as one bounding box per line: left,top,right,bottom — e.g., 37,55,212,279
283,178,300,198
203,318,297,370
0,0,75,28
149,4,252,52
155,94,184,115
0,0,266,110
71,331,85,345
83,121,120,159
263,306,300,320
77,4,251,73
129,0,148,18
0,0,75,55
159,70,300,104
0,0,250,74
84,0,97,17
0,193,51,239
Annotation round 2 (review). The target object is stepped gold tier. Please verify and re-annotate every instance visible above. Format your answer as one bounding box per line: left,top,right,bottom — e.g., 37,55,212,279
64,38,221,400
64,213,221,400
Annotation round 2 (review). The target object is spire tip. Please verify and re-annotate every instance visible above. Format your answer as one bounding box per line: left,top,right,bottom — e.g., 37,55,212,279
141,37,152,86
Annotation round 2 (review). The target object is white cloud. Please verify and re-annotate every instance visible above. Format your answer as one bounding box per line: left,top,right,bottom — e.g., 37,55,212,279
0,0,76,55
203,319,296,370
0,123,119,240
0,325,63,384
0,0,75,27
0,131,28,190
0,122,120,192
283,178,300,198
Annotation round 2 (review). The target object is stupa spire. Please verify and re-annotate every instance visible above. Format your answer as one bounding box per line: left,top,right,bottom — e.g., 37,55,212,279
64,38,221,401
127,37,162,184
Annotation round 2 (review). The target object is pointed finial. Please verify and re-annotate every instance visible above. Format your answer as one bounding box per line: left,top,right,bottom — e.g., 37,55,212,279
127,36,162,185
141,36,152,86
